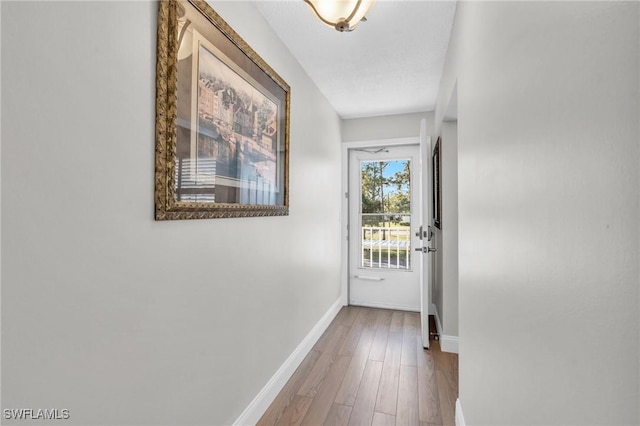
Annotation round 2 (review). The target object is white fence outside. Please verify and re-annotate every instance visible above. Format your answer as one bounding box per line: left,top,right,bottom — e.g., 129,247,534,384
361,226,411,269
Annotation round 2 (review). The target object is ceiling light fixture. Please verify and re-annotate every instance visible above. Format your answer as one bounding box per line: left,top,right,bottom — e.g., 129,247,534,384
303,0,375,32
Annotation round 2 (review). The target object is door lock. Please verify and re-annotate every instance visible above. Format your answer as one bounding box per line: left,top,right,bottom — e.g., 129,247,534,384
417,226,434,241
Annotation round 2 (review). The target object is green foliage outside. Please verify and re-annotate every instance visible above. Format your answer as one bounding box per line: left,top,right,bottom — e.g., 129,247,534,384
361,160,411,227
360,160,412,268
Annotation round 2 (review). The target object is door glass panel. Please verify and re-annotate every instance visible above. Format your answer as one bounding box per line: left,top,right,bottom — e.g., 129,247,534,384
360,160,411,270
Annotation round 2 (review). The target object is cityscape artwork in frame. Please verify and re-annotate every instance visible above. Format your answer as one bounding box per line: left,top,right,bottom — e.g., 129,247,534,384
155,0,290,220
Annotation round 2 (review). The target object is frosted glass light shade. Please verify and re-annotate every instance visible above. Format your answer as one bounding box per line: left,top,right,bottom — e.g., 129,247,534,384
304,0,375,32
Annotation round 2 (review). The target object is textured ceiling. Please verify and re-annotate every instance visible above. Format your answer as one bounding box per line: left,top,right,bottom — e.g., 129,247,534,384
252,0,457,119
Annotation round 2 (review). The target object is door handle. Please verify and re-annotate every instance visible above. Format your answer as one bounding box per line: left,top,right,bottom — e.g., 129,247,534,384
415,247,437,253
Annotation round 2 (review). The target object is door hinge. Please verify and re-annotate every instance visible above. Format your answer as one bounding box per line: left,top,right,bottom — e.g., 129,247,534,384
345,192,349,199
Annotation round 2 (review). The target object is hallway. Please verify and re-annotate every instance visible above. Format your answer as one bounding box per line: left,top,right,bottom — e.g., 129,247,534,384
258,306,458,425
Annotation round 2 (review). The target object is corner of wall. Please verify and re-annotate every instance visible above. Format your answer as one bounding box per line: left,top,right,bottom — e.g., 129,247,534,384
233,298,343,425
433,304,458,354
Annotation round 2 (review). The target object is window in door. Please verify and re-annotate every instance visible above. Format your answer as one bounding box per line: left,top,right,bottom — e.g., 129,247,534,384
360,159,412,270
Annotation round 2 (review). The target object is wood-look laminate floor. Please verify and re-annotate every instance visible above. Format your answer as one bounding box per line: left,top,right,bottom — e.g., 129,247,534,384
257,306,458,426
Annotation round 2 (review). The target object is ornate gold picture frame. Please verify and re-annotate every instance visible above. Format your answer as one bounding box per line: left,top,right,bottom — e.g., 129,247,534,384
155,0,290,220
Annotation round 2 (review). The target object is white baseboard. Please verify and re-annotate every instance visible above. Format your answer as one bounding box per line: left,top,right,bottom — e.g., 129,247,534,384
440,334,459,354
455,399,465,426
433,305,459,354
233,298,344,426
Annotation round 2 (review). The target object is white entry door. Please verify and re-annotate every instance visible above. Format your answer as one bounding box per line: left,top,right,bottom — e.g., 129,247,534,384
418,119,434,349
348,144,422,311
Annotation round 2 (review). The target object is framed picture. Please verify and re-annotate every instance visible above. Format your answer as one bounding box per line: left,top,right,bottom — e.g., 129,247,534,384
433,137,442,229
155,0,290,220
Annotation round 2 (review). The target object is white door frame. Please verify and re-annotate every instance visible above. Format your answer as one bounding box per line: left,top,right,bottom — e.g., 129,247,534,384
340,137,420,306
348,144,421,311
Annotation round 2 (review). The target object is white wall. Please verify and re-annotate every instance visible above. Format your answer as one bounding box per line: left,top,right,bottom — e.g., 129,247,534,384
1,1,342,424
436,121,458,338
440,2,639,424
432,38,460,349
342,111,433,142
